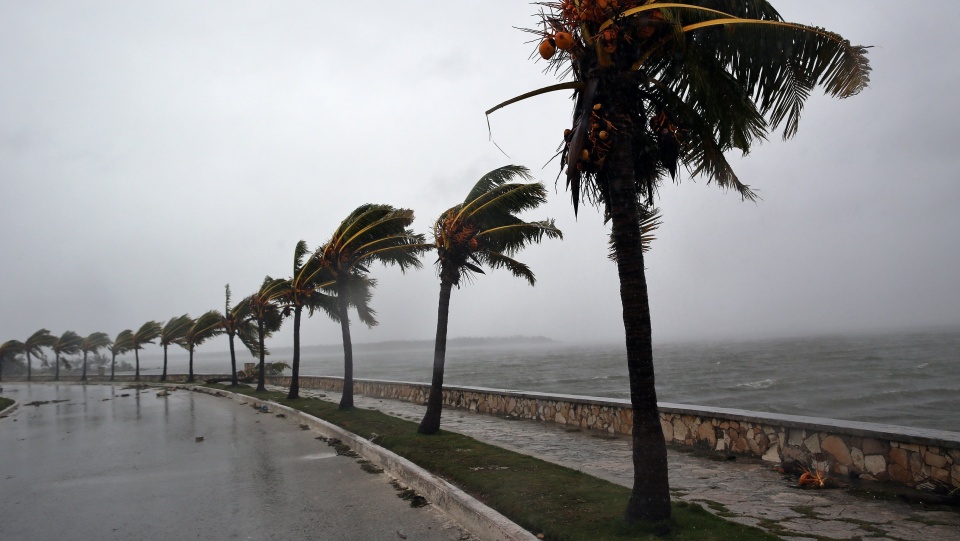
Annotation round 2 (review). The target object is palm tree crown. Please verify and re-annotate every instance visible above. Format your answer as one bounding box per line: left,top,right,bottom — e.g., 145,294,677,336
432,165,562,286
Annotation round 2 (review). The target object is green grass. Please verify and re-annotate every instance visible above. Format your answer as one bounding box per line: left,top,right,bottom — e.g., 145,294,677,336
0,397,13,412
206,384,779,541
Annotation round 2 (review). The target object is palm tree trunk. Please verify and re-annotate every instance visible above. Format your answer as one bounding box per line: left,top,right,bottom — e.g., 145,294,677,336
26,351,32,381
161,344,168,382
256,320,266,392
288,305,303,399
606,119,672,523
111,352,116,381
337,283,354,410
419,278,454,434
228,333,238,387
55,352,60,381
188,347,195,383
81,352,88,381
135,348,140,381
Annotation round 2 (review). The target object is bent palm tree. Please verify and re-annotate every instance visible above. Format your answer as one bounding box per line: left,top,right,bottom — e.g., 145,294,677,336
108,330,133,381
245,277,286,392
23,329,56,381
52,331,83,380
418,165,562,435
318,204,427,409
177,311,224,383
80,332,112,381
277,241,339,399
220,285,259,387
489,1,870,522
159,314,192,382
130,321,162,381
0,340,24,380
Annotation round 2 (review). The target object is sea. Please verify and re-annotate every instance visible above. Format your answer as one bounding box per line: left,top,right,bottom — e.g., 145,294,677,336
155,326,960,433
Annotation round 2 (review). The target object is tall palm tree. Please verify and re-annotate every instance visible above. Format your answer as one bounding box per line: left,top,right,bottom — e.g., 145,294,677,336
158,314,192,382
245,277,286,392
130,321,162,381
23,329,56,381
220,285,259,387
79,332,112,381
489,1,870,522
418,166,562,435
177,311,223,383
0,340,24,380
108,330,133,381
318,204,427,409
51,330,83,380
277,242,339,399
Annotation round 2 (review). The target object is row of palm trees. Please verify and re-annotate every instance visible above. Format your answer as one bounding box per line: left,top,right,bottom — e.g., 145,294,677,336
0,166,563,428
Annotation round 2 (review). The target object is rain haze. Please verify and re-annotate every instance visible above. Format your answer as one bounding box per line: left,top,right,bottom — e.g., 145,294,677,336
3,0,959,358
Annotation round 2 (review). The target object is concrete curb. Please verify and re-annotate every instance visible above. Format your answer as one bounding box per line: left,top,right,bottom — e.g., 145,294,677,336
0,397,18,420
190,385,538,541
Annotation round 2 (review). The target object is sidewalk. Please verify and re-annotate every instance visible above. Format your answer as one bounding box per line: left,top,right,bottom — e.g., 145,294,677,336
269,385,960,541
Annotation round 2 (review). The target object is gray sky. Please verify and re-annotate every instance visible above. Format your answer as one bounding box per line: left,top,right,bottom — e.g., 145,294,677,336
2,1,959,353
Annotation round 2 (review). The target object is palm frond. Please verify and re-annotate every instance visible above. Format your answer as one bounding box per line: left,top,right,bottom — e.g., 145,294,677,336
111,330,134,355
132,321,162,349
80,332,112,355
482,251,537,286
53,331,84,356
463,165,534,204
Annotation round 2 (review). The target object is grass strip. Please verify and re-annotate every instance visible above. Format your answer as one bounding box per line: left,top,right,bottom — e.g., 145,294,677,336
206,384,778,541
0,397,13,411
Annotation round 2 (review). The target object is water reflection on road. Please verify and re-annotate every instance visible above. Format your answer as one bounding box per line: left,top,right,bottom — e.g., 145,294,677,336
0,383,472,541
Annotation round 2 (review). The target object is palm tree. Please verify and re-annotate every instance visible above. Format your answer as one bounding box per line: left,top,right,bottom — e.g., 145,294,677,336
79,332,112,381
220,285,259,387
158,314,192,382
417,166,562,435
277,242,339,399
51,331,83,380
488,1,870,522
318,204,427,409
245,277,287,392
22,329,56,381
108,330,133,381
130,321,162,381
177,311,223,383
0,340,24,380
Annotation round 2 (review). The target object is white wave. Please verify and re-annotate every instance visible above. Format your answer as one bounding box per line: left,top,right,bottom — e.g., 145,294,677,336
738,378,777,389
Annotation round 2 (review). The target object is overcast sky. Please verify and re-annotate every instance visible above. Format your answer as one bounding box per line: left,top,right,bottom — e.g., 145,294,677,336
2,1,959,354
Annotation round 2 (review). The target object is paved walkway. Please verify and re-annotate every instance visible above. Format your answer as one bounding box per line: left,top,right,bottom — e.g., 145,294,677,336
270,386,960,541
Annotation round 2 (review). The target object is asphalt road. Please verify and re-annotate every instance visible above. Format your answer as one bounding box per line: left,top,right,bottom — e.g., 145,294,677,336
0,383,473,541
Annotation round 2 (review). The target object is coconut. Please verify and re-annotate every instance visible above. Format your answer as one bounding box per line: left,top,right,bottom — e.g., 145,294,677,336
539,39,556,60
554,31,575,51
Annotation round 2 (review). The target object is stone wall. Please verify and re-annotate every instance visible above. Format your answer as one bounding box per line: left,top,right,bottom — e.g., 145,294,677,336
267,375,960,490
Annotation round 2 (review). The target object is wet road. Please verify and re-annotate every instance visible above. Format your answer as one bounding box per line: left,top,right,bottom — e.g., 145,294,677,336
0,383,472,541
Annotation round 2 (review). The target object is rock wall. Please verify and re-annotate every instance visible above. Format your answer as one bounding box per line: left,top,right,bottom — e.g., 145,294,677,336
268,375,960,491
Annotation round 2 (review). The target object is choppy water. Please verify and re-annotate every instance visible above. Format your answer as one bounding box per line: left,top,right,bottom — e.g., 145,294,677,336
173,327,960,432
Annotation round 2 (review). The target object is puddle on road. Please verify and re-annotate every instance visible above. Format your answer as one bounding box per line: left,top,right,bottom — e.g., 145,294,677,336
300,452,338,460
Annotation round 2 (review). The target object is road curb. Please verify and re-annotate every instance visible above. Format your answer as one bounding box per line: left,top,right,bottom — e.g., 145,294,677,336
0,397,18,419
190,385,538,541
